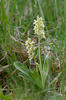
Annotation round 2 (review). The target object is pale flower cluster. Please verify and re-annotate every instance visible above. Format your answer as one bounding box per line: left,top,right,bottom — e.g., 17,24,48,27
25,16,45,61
25,38,35,61
33,16,45,38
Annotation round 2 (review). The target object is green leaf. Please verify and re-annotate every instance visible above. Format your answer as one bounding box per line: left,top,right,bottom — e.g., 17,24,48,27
18,72,33,81
49,72,62,87
43,55,49,75
14,61,29,76
14,61,42,89
42,55,49,88
30,70,43,89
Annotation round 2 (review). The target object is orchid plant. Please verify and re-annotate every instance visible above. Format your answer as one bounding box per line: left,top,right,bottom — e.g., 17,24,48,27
14,16,62,90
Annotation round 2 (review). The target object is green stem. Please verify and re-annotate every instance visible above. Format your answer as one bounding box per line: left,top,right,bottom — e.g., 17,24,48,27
38,37,42,73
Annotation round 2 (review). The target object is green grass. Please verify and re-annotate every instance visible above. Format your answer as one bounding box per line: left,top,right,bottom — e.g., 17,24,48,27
0,0,65,100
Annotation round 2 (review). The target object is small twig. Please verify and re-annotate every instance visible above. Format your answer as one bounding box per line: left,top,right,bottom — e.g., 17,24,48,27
10,35,24,46
0,53,7,62
0,65,9,72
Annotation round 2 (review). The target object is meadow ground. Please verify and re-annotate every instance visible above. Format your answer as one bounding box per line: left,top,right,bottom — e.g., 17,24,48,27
0,0,66,100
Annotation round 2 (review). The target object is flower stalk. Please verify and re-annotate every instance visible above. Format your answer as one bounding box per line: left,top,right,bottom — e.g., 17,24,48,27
38,36,42,74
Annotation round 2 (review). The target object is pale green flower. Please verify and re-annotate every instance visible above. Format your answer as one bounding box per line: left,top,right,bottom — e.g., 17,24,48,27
25,38,35,61
33,16,45,38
